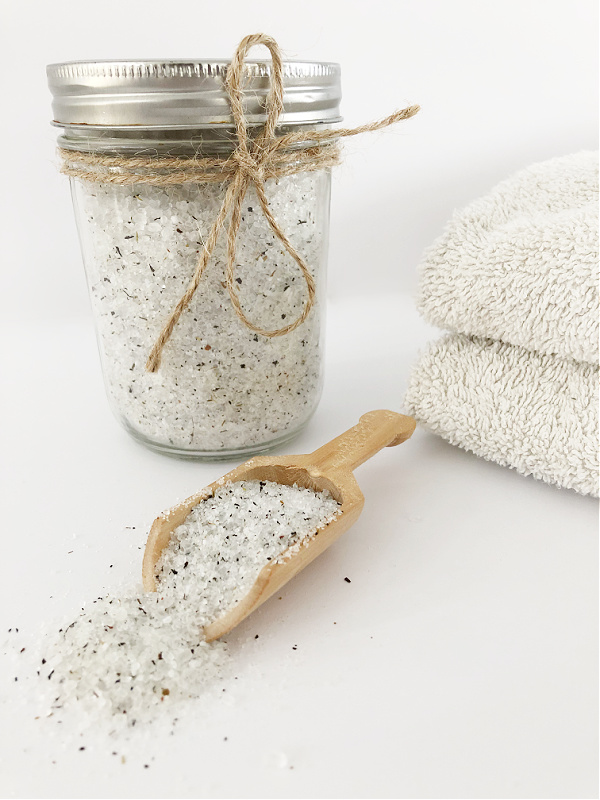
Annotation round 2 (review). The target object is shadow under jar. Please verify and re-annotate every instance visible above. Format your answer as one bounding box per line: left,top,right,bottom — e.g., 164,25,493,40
48,58,341,459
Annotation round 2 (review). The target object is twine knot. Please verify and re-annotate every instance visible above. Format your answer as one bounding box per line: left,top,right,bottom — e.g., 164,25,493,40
58,33,420,373
229,148,265,181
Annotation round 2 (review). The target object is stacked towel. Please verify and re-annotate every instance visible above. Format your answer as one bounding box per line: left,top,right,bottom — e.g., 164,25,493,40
405,152,599,497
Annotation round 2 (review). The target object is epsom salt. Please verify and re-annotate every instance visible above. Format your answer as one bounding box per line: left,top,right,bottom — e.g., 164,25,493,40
38,481,340,728
156,480,341,621
73,173,328,456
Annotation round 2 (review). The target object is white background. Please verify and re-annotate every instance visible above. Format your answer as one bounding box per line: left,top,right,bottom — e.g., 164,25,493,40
0,1,598,798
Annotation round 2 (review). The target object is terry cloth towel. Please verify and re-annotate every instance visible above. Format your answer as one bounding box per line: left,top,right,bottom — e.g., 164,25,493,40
405,335,599,497
406,152,599,496
417,151,599,365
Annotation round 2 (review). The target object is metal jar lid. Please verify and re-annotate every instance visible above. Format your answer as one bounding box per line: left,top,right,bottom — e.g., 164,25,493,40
47,59,342,130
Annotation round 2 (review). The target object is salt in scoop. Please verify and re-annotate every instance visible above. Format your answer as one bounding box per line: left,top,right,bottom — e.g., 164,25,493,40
142,410,416,641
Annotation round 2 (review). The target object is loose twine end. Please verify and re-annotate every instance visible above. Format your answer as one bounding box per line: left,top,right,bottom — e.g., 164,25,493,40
60,34,420,373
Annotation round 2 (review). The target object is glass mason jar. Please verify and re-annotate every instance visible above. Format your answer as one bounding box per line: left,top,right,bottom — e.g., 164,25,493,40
47,58,341,459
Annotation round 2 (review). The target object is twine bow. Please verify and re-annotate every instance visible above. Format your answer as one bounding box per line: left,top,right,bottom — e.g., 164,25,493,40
146,34,318,372
59,33,420,372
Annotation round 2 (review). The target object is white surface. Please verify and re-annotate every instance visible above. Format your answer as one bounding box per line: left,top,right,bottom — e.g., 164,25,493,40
0,1,598,797
1,297,598,799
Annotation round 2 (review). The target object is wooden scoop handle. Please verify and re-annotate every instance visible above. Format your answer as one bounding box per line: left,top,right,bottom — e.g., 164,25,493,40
307,410,416,475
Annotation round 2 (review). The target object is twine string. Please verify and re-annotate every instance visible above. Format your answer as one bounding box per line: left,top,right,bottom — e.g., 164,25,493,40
59,33,420,372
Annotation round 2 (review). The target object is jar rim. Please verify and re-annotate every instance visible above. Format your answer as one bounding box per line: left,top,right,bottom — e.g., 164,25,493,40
48,59,342,129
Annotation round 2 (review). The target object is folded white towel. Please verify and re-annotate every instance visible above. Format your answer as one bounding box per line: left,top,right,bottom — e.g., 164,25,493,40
405,335,599,497
417,152,599,365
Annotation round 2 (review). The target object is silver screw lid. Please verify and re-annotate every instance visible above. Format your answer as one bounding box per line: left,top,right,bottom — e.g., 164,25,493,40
47,59,342,129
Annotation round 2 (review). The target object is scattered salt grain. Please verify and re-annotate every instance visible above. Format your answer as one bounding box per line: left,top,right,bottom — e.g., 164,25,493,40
37,481,340,730
265,751,290,769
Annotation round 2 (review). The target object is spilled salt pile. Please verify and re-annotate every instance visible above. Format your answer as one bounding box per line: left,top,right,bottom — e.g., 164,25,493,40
38,481,341,728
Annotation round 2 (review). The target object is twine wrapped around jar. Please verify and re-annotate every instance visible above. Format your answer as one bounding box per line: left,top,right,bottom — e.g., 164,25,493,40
59,33,420,372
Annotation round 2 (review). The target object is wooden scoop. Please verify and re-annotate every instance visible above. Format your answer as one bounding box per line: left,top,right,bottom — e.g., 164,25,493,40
142,409,416,641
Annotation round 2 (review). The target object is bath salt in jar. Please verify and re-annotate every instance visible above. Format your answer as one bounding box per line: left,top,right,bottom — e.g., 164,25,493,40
48,36,341,459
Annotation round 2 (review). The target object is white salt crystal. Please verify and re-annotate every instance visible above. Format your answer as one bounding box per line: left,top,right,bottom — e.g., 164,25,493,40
72,172,329,456
155,480,341,622
265,751,290,769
